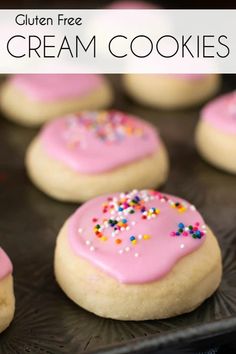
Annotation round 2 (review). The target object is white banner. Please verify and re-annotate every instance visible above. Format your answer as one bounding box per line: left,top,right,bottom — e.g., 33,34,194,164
0,9,235,73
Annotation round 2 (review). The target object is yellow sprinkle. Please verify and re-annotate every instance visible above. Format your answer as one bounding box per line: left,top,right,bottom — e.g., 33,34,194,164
179,207,187,213
143,234,151,240
101,236,108,242
132,240,137,245
125,126,133,135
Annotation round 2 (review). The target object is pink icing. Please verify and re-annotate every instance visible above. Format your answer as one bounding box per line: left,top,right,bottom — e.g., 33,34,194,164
68,190,206,284
201,91,236,134
173,74,206,80
40,111,159,174
108,0,158,9
10,74,105,102
0,248,13,279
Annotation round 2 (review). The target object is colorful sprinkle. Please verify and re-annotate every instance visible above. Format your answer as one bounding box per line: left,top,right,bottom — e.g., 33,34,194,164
65,111,145,147
170,222,206,239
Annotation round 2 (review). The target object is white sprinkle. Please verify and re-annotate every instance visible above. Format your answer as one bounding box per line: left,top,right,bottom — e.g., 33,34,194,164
180,244,185,249
131,221,136,226
125,247,130,252
85,240,91,246
190,205,196,211
134,253,139,257
90,246,95,251
78,228,83,234
110,210,115,215
118,249,124,254
111,232,116,238
161,198,166,203
202,224,206,229
184,227,189,231
138,234,143,240
126,226,130,231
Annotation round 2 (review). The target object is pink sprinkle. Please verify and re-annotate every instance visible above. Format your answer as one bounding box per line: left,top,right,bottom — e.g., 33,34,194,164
170,231,176,237
183,231,188,236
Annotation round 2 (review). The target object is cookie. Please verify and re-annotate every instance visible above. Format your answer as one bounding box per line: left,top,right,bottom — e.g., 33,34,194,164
54,189,222,320
26,111,169,202
0,74,113,126
123,74,220,109
196,91,236,173
0,248,15,333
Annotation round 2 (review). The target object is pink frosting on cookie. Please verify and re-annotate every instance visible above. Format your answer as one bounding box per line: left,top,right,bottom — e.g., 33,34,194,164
201,91,236,134
68,190,206,284
0,248,13,280
40,111,160,174
174,74,206,80
10,74,105,102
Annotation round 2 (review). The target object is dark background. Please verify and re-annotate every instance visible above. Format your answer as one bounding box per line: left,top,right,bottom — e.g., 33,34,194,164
0,0,236,9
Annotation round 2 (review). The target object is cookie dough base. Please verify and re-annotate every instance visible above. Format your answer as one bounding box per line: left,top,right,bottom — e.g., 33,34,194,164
123,75,220,109
54,223,222,320
0,275,15,333
196,120,236,174
0,81,113,127
26,138,169,202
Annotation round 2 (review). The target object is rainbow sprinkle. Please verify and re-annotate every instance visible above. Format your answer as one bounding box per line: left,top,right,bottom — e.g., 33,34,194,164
170,222,206,239
81,190,204,258
65,111,145,146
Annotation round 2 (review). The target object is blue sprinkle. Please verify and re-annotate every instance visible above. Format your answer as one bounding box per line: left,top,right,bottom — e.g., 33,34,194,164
130,236,135,241
178,223,185,229
176,232,180,236
118,207,123,212
122,219,127,223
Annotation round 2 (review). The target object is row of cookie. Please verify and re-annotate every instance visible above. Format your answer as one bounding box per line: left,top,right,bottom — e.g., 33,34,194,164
0,187,222,328
1,88,230,328
0,73,220,127
22,88,236,205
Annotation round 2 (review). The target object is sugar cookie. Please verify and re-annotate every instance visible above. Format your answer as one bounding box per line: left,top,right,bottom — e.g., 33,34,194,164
26,111,168,202
123,74,220,109
0,248,15,333
0,74,113,126
196,91,236,173
54,189,222,320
